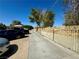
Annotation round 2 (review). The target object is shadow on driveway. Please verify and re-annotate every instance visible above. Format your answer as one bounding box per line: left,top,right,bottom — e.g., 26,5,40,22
0,44,18,59
9,35,29,41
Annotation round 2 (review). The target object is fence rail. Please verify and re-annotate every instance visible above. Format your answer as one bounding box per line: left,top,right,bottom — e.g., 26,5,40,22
40,26,79,53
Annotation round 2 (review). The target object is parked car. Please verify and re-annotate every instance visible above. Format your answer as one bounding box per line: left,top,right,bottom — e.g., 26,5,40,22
5,30,18,39
13,28,25,38
5,28,25,39
28,26,33,30
0,38,10,56
24,29,29,34
0,30,6,38
0,28,25,40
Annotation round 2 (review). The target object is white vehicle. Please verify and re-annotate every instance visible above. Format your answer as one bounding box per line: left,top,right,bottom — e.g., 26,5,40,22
0,38,9,56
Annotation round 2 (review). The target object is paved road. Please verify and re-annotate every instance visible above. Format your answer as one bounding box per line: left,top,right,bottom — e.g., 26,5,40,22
28,31,79,59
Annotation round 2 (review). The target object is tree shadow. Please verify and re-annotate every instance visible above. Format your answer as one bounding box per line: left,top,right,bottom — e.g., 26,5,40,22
0,44,18,59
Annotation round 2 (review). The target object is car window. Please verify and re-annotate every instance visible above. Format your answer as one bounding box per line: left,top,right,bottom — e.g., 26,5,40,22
0,30,6,34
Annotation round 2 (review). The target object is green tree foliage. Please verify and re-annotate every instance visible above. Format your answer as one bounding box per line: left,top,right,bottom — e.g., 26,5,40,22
63,0,72,11
63,0,79,26
11,20,22,25
29,8,55,27
0,23,6,30
23,25,33,30
64,11,74,26
64,0,69,4
43,10,55,27
29,8,42,27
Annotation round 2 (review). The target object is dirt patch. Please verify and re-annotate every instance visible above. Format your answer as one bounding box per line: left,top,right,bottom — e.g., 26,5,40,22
8,37,29,59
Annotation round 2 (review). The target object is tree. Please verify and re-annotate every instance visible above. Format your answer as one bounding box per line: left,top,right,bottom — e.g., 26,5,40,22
0,23,6,30
29,8,42,27
43,10,55,27
63,0,72,12
11,20,22,25
23,25,33,30
63,0,79,26
64,11,74,26
29,8,55,27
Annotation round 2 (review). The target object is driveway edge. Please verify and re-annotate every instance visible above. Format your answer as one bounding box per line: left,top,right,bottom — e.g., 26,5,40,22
40,34,79,58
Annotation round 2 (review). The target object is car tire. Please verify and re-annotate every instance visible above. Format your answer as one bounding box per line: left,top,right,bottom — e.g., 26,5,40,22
16,35,21,39
21,34,25,38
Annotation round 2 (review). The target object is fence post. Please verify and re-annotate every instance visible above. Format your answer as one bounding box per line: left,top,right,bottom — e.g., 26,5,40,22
53,28,54,41
77,29,79,53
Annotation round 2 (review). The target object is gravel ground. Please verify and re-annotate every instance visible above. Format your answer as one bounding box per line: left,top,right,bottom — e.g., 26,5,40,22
8,36,29,59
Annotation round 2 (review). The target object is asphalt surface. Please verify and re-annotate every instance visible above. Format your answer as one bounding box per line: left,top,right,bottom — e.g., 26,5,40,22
28,31,79,59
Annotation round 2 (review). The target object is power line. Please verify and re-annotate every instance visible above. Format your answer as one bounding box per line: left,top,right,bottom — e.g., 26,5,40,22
52,0,59,9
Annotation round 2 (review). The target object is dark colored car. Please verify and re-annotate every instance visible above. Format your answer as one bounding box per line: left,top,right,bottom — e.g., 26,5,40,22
0,30,6,38
13,28,25,38
6,28,25,39
5,30,18,39
0,28,25,40
24,29,29,34
28,26,33,30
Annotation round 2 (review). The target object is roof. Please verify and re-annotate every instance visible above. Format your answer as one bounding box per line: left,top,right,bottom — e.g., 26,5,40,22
13,25,23,28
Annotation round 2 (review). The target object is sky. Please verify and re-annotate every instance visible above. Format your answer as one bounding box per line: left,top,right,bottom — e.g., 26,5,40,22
0,0,64,27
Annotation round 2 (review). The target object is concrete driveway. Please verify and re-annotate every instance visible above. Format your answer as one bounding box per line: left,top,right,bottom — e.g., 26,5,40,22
1,31,79,59
28,31,79,59
1,36,29,59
